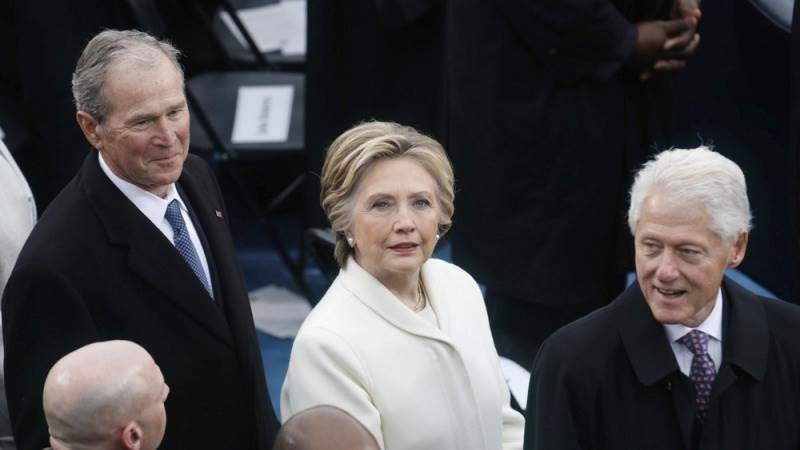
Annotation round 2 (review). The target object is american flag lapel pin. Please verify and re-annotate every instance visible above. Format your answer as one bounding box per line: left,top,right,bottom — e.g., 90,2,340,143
215,210,224,219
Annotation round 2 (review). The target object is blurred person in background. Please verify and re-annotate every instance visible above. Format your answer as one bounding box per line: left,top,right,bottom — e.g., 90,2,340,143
0,137,36,450
446,0,703,366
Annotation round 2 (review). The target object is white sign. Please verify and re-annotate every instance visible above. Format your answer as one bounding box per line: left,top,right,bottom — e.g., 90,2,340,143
220,0,307,56
231,85,294,143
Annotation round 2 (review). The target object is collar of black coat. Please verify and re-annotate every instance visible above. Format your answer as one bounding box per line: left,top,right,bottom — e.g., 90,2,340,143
614,277,768,386
76,151,234,348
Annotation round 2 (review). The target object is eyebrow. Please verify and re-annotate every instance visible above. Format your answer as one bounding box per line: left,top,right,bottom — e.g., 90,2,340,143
364,190,434,199
125,100,186,125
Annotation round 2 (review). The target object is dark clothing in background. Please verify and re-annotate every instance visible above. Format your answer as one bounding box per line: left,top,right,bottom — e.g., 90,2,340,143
2,154,279,450
786,0,800,302
445,0,674,365
525,278,800,450
672,0,797,304
7,0,133,212
305,0,444,227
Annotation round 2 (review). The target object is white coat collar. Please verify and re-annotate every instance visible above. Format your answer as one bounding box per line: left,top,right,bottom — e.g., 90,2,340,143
338,256,454,345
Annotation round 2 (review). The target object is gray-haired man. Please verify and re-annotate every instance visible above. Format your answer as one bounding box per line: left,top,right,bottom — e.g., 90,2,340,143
2,29,278,449
525,147,800,449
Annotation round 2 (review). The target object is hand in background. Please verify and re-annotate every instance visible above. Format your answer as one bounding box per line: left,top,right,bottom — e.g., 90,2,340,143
636,14,700,81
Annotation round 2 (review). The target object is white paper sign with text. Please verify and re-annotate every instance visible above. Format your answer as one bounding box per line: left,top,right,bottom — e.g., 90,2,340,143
231,85,294,143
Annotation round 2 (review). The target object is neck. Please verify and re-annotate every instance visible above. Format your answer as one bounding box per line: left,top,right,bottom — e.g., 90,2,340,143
370,268,420,310
384,274,419,305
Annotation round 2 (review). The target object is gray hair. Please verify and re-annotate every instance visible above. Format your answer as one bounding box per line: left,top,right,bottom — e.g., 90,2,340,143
71,29,183,123
628,146,752,243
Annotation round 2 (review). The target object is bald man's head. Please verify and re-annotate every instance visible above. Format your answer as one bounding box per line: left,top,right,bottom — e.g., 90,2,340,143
274,406,379,450
43,340,169,450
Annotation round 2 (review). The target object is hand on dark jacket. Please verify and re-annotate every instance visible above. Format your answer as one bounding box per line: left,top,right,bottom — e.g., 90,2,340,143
635,16,699,80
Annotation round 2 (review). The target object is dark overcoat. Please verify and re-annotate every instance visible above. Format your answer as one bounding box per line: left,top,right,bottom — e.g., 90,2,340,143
525,278,800,449
2,153,279,450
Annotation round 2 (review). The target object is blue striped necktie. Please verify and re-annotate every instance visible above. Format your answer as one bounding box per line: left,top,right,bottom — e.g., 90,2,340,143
165,199,213,299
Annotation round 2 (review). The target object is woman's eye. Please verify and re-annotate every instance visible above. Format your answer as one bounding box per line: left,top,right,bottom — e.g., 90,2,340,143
414,198,432,208
372,200,390,209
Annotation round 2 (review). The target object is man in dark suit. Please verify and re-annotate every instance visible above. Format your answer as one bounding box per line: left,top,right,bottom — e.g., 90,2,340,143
525,147,800,449
445,0,702,367
2,30,279,450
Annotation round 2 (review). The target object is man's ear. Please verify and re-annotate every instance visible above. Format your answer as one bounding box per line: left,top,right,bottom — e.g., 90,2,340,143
728,231,748,268
121,422,143,450
76,111,103,151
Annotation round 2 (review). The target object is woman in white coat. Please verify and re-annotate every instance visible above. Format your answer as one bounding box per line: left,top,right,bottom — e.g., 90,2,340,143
281,121,524,449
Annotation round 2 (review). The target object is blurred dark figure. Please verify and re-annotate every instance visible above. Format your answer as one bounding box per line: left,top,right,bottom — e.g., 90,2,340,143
788,0,800,302
305,0,445,227
445,0,701,367
6,0,132,212
273,406,379,450
673,0,797,303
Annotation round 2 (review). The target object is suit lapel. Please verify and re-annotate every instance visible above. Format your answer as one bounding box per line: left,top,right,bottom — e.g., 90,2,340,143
613,283,694,449
79,153,235,348
710,278,768,402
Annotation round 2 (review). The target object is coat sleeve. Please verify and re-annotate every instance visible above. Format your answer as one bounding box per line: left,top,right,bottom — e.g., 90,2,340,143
496,0,638,82
280,326,384,448
2,265,98,450
524,335,597,450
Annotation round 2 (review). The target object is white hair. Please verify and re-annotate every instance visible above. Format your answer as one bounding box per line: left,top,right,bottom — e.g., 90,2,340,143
628,146,752,243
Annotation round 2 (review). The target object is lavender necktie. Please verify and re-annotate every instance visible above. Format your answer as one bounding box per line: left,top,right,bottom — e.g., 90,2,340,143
165,199,213,299
678,330,716,421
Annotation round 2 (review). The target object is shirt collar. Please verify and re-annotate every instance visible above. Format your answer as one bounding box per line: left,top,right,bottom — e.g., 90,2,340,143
98,152,186,224
663,289,723,343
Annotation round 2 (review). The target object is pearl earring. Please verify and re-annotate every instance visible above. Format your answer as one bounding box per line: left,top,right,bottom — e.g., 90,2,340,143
435,234,440,240
347,237,355,248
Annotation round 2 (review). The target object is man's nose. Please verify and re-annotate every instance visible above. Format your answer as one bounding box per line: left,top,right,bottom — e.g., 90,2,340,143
655,251,679,282
152,118,178,146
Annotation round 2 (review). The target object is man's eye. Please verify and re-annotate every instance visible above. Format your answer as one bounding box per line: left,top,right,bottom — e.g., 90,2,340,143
168,109,183,118
681,248,700,256
642,242,659,252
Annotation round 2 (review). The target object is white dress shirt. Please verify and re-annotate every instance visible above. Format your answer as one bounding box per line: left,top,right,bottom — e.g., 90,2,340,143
663,290,723,375
98,153,211,286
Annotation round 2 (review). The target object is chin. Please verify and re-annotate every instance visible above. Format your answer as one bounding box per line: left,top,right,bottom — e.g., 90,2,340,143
387,258,425,274
649,304,686,325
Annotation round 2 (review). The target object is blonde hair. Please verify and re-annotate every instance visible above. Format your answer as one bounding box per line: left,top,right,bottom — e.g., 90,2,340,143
320,121,455,267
